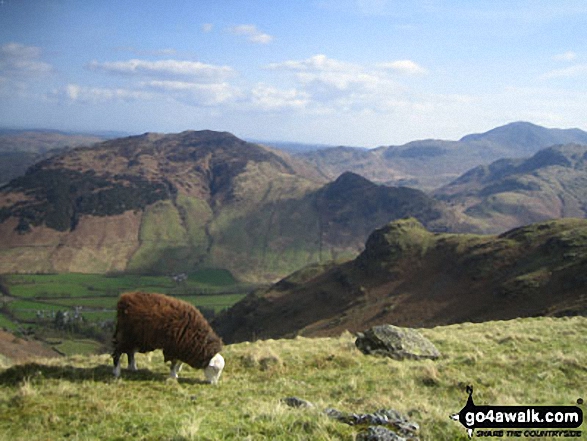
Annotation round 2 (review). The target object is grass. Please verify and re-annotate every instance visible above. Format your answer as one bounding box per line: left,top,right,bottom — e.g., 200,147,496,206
51,339,103,356
1,272,252,335
0,316,585,440
127,198,213,274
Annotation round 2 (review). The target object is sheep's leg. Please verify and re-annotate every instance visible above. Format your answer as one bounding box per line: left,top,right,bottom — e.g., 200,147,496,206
170,360,183,379
113,351,122,378
128,351,138,371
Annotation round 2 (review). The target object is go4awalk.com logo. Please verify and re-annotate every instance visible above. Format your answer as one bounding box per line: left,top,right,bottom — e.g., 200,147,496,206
450,386,583,438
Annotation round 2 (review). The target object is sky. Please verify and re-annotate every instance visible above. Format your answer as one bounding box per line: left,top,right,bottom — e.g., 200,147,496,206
1,0,587,147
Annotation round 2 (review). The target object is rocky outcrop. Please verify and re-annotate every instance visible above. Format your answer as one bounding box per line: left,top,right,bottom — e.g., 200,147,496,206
283,397,420,441
355,325,440,361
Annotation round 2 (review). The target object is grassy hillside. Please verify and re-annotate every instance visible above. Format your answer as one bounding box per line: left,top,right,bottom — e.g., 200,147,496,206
0,317,584,440
214,218,587,342
436,144,587,233
0,130,477,283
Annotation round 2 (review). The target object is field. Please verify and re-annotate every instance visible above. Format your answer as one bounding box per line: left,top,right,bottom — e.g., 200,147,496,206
0,316,585,440
0,271,252,347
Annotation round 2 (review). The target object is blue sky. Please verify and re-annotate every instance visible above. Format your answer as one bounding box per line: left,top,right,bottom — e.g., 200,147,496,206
1,0,587,146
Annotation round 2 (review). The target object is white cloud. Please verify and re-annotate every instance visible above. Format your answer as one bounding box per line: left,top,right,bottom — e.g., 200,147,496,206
87,59,235,81
230,25,273,44
57,84,153,103
143,80,240,106
265,54,406,110
540,64,587,80
56,80,240,107
378,60,427,75
250,84,310,110
0,42,52,79
114,47,179,57
554,51,577,62
268,54,352,72
201,23,214,33
267,54,379,93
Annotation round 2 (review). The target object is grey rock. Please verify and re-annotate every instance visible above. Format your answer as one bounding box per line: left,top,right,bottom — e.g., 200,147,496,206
281,396,314,408
355,325,440,360
326,408,419,438
287,398,420,440
356,426,408,441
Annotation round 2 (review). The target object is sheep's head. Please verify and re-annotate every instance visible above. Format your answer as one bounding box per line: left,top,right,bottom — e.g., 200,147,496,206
204,353,225,385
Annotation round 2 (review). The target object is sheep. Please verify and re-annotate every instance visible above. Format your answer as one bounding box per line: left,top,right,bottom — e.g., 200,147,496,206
112,291,225,384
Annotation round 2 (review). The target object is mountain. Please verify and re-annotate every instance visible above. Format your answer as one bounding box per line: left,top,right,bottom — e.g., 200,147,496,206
298,122,587,191
213,217,587,342
460,121,587,154
435,143,587,232
253,140,336,155
0,130,466,282
0,129,107,185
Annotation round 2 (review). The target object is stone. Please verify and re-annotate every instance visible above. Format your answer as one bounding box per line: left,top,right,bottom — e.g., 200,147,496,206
281,396,314,408
325,408,419,437
325,407,419,440
355,325,440,360
356,426,408,441
285,398,420,440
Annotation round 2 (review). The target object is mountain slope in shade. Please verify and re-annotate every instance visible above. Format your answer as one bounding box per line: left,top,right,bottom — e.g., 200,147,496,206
212,171,472,280
435,143,587,233
0,131,469,282
212,217,587,343
298,122,587,191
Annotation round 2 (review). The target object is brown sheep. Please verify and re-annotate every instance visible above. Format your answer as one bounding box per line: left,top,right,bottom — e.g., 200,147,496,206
112,291,224,384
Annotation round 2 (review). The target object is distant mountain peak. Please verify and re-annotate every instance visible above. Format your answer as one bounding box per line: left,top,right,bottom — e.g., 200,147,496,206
460,121,587,151
331,171,374,188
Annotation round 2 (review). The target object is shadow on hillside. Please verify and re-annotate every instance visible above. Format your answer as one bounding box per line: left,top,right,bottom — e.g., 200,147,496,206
0,362,209,386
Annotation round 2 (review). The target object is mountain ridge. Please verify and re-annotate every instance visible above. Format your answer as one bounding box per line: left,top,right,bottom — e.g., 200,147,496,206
0,130,466,281
213,217,587,342
299,121,587,191
436,143,587,232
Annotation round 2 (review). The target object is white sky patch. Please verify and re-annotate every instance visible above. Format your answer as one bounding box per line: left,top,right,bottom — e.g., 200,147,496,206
266,54,408,111
268,54,354,72
201,23,214,33
554,51,577,62
113,47,179,57
378,60,427,75
87,59,235,81
0,42,53,78
267,54,376,94
229,25,273,44
250,84,310,110
143,80,241,106
540,64,587,80
58,83,153,103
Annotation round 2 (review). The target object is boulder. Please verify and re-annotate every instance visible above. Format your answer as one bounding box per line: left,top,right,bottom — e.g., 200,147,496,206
355,325,440,360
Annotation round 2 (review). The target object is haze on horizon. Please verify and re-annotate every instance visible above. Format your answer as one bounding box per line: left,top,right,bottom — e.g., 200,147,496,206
1,0,587,147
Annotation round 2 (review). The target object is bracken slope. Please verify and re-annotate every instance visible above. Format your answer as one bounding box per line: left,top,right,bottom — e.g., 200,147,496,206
213,217,587,342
